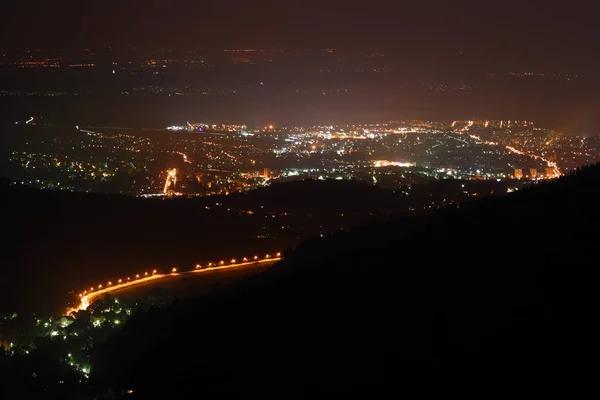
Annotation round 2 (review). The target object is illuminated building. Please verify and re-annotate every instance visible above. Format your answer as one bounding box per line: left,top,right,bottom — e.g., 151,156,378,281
529,168,537,179
545,167,555,178
514,169,523,179
264,168,271,179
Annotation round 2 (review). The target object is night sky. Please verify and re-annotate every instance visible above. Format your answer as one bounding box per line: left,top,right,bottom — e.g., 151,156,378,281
1,0,598,71
1,1,599,130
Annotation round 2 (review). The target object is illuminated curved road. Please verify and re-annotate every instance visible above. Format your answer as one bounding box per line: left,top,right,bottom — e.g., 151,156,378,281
68,256,281,316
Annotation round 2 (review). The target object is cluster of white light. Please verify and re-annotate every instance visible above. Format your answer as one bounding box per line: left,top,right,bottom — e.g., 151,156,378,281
373,160,415,168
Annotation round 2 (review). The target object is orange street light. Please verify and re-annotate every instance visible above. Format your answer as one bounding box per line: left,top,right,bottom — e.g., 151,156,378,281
152,269,157,275
172,267,177,273
208,262,214,267
265,254,271,258
195,264,201,269
144,272,148,276
219,261,225,265
276,252,281,257
253,256,258,260
108,282,112,286
243,257,248,262
118,279,122,283
98,285,102,289
231,259,236,263
136,274,140,278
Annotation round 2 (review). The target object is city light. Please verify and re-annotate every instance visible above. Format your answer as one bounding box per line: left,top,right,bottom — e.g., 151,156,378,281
373,160,415,168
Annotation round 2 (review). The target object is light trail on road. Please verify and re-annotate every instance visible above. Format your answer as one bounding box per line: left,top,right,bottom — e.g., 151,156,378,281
163,168,177,194
67,256,281,316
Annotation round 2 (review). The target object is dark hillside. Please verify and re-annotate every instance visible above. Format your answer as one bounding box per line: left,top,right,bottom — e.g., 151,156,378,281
0,179,412,313
88,164,600,397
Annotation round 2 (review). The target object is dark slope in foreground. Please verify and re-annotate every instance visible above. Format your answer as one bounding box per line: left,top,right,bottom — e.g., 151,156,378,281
0,178,407,313
87,165,597,396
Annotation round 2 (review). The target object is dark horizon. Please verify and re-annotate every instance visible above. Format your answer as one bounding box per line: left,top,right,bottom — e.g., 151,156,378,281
2,1,599,72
